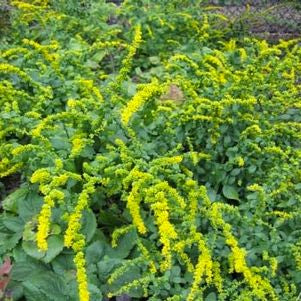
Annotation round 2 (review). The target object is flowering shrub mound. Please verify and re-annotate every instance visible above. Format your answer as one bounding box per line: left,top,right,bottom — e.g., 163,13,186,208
0,1,301,300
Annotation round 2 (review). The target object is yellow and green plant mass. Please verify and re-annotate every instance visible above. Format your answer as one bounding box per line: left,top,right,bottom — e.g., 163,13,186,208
0,0,300,300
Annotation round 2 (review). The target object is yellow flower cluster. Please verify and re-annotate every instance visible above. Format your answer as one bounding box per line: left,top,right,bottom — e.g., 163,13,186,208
12,0,49,23
167,54,199,73
208,201,277,300
12,144,38,156
126,181,147,235
187,237,213,301
30,168,51,184
204,54,225,70
37,189,64,250
235,156,245,167
64,177,97,248
63,177,98,301
121,79,163,125
292,240,301,270
74,251,90,301
108,257,145,286
78,79,103,103
71,136,86,158
23,39,60,71
115,24,142,85
152,155,183,166
36,196,53,250
212,262,223,293
151,191,177,271
174,241,194,272
111,225,135,248
241,124,262,137
0,63,32,83
262,251,278,277
1,47,29,59
0,158,23,178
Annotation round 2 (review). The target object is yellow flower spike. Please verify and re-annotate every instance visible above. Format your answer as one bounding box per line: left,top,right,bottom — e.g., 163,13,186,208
36,189,65,250
236,156,245,167
111,225,135,248
70,136,86,158
0,63,32,83
174,241,194,273
64,178,97,248
212,262,223,293
121,79,163,126
30,168,51,184
115,24,142,85
36,196,54,251
209,202,278,301
151,192,177,271
74,251,90,301
152,155,183,166
0,157,23,178
187,238,213,301
126,182,147,235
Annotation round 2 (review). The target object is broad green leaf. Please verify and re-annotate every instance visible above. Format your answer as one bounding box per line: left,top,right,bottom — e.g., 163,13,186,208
18,191,43,222
82,210,97,243
86,240,105,265
22,241,45,260
11,261,48,281
2,187,28,214
43,235,64,263
106,230,137,259
222,185,240,201
205,292,217,301
23,281,46,301
2,216,24,233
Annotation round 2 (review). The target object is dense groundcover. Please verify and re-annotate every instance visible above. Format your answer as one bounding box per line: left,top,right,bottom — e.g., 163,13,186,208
0,0,301,300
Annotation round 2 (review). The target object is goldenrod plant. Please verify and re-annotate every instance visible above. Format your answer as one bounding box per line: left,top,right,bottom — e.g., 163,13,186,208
0,0,300,300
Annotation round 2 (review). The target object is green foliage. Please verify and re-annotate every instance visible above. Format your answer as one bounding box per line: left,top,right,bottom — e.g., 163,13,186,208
0,0,301,300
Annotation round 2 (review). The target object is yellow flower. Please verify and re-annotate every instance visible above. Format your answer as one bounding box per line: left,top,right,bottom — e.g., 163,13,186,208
71,137,86,158
64,178,97,248
151,192,177,271
121,79,163,125
36,189,64,250
74,251,90,301
187,239,213,301
126,183,147,234
236,156,245,167
36,196,54,250
30,168,51,184
115,25,142,85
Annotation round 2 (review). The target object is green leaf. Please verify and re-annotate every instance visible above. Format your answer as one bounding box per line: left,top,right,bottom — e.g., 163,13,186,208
23,281,46,301
11,261,48,281
18,191,43,222
82,210,97,243
86,240,105,265
29,272,68,301
43,235,64,263
51,254,77,282
222,185,240,201
106,229,137,259
0,232,22,254
22,240,45,260
89,283,103,301
97,257,122,278
50,136,71,151
205,292,217,301
2,187,28,213
2,216,24,233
